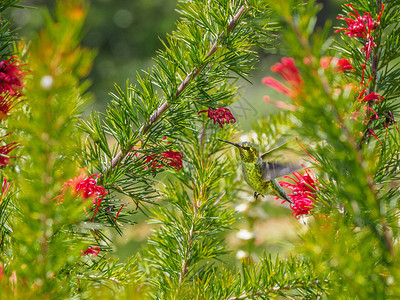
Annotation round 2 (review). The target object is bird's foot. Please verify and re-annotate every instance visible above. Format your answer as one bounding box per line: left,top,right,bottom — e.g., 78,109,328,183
254,192,264,200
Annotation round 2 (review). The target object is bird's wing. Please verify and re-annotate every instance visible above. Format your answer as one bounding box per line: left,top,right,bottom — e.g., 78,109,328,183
260,143,286,160
261,161,298,181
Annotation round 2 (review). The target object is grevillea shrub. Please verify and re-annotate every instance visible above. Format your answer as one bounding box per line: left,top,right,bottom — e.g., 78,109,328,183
1,0,400,299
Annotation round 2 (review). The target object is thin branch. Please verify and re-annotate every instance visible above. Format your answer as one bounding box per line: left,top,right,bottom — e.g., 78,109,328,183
103,3,248,174
227,280,323,300
178,123,205,285
359,1,383,147
178,218,195,285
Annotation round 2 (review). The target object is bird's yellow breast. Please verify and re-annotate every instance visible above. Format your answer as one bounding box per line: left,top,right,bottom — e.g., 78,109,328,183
242,162,273,195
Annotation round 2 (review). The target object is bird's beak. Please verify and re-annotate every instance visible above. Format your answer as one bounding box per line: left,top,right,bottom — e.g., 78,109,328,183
218,139,241,148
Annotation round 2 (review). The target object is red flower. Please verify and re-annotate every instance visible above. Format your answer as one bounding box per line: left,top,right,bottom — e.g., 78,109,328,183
335,4,384,60
356,88,384,121
0,135,18,168
279,168,321,218
361,92,384,104
262,57,303,98
81,246,100,257
144,154,163,170
335,4,376,39
0,56,24,96
161,150,183,171
351,75,385,122
75,174,105,200
366,128,382,146
115,203,127,221
336,58,355,72
145,150,183,171
56,169,107,220
320,57,355,72
198,107,236,128
361,37,377,59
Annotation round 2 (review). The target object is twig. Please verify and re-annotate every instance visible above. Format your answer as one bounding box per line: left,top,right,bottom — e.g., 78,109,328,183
178,221,194,285
103,4,248,174
227,281,323,300
358,2,383,147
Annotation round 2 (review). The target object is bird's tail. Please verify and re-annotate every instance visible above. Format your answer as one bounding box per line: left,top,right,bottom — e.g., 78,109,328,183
273,179,293,204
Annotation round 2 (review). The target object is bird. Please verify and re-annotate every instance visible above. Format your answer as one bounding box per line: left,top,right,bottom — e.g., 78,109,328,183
219,139,296,204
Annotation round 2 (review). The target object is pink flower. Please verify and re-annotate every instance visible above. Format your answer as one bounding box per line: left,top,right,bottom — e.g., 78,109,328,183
0,56,24,96
0,262,4,283
198,107,236,128
82,246,100,257
279,168,321,218
263,96,296,111
145,150,183,171
56,169,107,220
349,111,360,121
262,57,303,98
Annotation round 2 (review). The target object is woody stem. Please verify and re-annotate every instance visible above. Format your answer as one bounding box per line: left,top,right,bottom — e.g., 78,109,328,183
103,3,248,175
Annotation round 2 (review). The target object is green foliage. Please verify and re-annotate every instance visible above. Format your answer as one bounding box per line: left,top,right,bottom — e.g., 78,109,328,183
0,0,25,263
255,0,400,298
0,0,22,11
0,176,12,255
143,125,238,298
3,0,400,298
0,18,16,59
1,0,99,296
80,0,274,235
201,255,328,299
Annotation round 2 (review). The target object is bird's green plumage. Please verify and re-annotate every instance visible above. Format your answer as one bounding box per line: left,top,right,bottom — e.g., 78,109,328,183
242,159,290,202
218,139,293,203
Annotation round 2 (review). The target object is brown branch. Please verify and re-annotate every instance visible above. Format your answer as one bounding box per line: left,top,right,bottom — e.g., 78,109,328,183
103,4,248,174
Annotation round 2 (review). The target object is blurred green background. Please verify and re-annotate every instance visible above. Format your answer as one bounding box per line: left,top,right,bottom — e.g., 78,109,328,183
10,0,344,262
